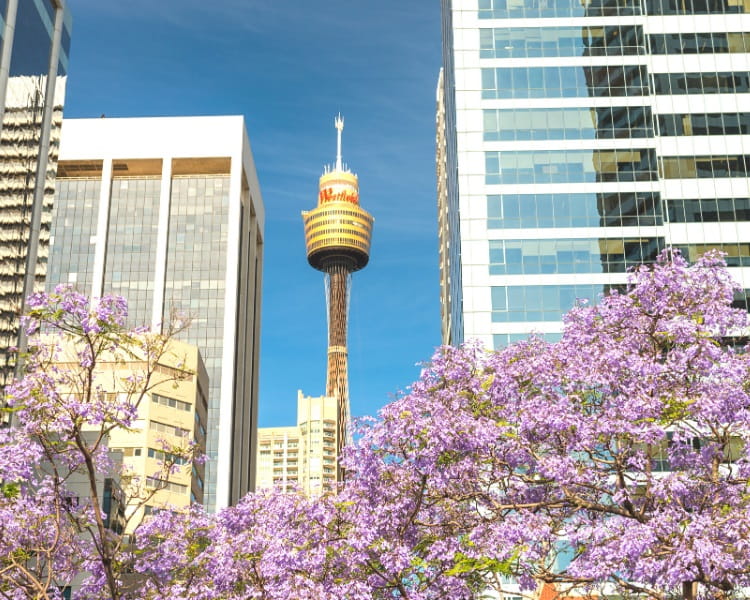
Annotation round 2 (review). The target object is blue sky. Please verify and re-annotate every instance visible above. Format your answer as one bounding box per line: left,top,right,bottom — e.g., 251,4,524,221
64,0,444,427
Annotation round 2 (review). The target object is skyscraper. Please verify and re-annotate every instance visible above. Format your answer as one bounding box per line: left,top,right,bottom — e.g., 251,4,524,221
0,0,72,386
438,0,750,348
46,116,264,511
302,117,373,473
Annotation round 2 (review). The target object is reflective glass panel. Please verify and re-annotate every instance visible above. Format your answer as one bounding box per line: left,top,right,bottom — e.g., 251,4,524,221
482,66,650,99
488,193,663,228
480,26,644,58
657,113,750,136
484,106,653,141
46,178,101,294
489,237,664,274
672,243,750,266
491,284,621,322
103,178,161,328
653,72,750,94
660,155,750,178
646,0,749,14
666,198,750,222
649,32,750,54
164,175,231,511
478,0,641,18
486,149,658,184
493,332,562,349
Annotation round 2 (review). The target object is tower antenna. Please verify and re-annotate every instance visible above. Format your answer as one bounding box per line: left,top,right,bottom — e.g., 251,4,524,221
335,113,344,171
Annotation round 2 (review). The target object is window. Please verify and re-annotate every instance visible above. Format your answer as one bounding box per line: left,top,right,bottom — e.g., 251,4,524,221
489,238,663,275
658,112,750,136
484,106,652,141
148,447,187,465
660,155,750,178
149,420,189,438
485,149,657,185
146,477,188,494
493,333,562,349
649,32,750,54
653,71,750,94
672,243,750,266
478,0,641,18
481,26,644,58
482,65,649,99
646,0,749,15
487,192,662,229
491,284,625,322
666,198,750,222
152,393,191,412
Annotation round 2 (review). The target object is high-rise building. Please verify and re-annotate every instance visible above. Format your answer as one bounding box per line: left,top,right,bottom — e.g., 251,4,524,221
46,116,264,511
0,0,72,386
301,116,373,475
256,392,338,496
438,0,750,348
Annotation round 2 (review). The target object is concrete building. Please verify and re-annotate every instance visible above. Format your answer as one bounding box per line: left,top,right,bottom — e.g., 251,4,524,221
48,336,207,520
0,0,72,387
438,0,750,348
46,116,264,511
256,392,338,496
96,338,209,524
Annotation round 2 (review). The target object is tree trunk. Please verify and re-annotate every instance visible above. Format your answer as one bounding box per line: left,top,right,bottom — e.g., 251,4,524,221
683,581,697,600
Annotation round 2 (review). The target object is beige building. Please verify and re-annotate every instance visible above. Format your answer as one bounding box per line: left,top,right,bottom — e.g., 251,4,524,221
256,392,338,496
106,339,208,527
53,336,208,530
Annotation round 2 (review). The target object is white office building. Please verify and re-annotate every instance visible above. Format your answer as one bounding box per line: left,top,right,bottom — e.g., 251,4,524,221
48,116,265,511
438,0,750,348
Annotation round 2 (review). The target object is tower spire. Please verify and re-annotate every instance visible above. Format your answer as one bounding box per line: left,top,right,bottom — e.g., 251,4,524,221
335,113,344,172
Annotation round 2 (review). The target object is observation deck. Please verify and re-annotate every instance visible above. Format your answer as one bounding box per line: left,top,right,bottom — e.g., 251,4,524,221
302,119,373,272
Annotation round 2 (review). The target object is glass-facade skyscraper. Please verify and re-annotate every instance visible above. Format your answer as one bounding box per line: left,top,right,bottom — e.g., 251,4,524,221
438,0,750,348
46,116,265,512
0,0,71,387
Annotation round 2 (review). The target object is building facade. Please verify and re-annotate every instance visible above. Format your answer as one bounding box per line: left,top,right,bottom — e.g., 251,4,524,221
101,339,208,525
256,392,339,496
438,0,750,348
46,116,264,511
52,337,208,526
0,0,72,387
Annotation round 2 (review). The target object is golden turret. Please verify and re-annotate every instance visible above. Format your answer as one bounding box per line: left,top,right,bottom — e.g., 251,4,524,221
302,116,373,271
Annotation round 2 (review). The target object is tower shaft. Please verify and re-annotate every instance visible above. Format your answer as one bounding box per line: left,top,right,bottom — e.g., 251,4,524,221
325,262,351,465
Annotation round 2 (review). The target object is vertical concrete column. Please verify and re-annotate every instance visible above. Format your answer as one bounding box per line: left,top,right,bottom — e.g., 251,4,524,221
90,158,112,298
216,152,242,510
151,157,172,330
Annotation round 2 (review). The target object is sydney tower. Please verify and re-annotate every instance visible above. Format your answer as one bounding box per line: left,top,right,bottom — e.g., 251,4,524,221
302,116,373,478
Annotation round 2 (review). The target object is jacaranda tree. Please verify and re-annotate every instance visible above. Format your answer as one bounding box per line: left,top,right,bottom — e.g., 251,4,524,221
341,250,750,600
0,287,200,599
2,251,749,599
